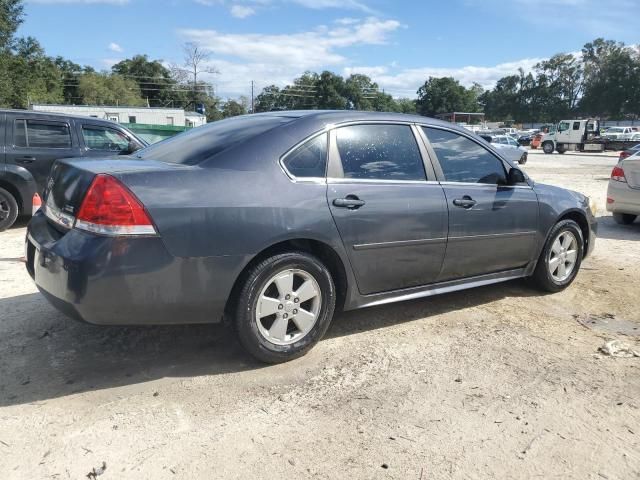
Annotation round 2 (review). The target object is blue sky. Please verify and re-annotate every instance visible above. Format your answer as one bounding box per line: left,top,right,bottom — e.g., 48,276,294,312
20,0,640,99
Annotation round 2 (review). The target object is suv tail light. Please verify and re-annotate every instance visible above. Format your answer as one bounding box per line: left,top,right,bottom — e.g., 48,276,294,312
611,165,627,183
75,174,157,236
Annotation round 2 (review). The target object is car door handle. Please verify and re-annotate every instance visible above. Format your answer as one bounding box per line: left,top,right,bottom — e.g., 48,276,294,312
453,196,477,209
16,156,36,164
333,196,366,209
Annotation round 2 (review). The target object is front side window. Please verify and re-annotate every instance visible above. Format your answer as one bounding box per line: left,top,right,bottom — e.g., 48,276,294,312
335,124,425,181
573,122,581,130
558,122,570,132
507,137,518,146
14,120,72,149
423,127,507,185
283,133,327,178
82,126,130,152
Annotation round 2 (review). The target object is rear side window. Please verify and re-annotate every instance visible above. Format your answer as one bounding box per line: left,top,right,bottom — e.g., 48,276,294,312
14,120,71,148
423,127,507,185
283,133,327,178
335,124,425,181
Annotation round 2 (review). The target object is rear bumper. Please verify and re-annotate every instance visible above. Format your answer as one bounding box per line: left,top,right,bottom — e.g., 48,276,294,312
606,180,640,216
26,212,247,325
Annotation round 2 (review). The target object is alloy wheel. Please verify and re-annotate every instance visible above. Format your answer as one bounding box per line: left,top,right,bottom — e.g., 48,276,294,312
255,268,322,346
547,231,578,282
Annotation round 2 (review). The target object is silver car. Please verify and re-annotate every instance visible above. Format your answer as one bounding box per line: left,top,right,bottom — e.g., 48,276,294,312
490,135,528,165
607,151,640,224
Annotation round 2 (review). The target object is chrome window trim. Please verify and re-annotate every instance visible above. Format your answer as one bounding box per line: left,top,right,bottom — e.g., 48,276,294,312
327,177,439,185
438,181,534,190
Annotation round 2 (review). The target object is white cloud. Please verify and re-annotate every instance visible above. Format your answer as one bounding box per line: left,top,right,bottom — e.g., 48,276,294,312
230,4,256,17
194,0,375,16
178,17,548,99
179,17,400,69
108,42,123,52
27,0,129,4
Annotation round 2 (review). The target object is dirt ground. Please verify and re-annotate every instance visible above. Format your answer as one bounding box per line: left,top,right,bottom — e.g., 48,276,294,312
1,149,639,480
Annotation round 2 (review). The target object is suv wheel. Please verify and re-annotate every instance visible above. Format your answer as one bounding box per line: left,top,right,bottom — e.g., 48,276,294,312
0,187,19,232
613,213,637,225
531,220,583,292
542,142,554,154
234,252,336,363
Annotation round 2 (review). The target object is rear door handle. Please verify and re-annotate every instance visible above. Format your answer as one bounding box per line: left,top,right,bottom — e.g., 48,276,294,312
16,156,36,164
333,196,365,209
453,196,477,209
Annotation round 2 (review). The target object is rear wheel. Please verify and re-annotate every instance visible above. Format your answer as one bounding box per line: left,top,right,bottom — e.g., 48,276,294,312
0,187,19,232
234,252,336,363
613,213,637,225
542,142,554,154
531,220,583,293
556,144,567,154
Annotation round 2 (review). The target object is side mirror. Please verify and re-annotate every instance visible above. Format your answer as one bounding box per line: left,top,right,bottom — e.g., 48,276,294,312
508,167,526,185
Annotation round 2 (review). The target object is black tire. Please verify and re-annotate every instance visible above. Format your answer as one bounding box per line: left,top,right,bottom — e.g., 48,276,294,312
519,153,528,165
0,187,19,232
542,142,554,154
531,220,584,293
613,213,637,225
234,252,336,364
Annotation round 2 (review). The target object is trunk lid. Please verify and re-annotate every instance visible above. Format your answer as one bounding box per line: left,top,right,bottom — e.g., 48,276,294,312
623,157,640,189
43,157,187,231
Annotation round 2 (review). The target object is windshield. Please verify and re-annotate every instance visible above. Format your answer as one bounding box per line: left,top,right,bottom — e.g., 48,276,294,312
608,127,625,133
136,115,296,165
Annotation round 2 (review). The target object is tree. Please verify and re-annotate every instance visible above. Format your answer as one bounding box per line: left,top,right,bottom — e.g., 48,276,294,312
222,99,247,118
255,85,283,112
579,38,640,118
78,73,145,106
416,77,480,117
0,0,23,51
112,55,176,107
173,42,219,109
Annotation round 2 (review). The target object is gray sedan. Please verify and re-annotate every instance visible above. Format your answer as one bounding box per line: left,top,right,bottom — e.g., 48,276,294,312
26,111,597,363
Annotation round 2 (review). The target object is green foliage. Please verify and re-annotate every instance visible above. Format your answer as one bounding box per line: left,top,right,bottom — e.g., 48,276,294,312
222,98,247,118
254,71,415,114
416,77,482,117
0,0,23,51
78,73,145,106
112,55,175,105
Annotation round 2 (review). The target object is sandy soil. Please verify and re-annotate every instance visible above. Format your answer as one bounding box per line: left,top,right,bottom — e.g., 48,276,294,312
0,149,639,479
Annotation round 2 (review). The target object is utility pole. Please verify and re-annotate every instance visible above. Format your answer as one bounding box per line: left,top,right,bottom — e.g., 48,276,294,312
251,80,255,114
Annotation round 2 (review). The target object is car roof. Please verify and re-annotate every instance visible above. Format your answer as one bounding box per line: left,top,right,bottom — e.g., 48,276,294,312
252,109,462,131
0,108,123,126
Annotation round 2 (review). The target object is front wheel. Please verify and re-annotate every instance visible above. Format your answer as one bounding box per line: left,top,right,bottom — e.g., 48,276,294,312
519,153,528,165
542,142,554,154
234,252,336,363
531,220,584,293
613,213,637,225
0,187,19,232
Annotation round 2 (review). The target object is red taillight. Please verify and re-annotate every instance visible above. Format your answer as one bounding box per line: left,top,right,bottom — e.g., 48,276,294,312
611,165,627,183
75,174,156,236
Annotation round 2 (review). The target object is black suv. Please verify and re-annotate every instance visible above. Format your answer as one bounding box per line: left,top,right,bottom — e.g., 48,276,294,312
0,109,146,231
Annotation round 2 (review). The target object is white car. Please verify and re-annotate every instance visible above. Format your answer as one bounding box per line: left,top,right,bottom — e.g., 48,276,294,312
604,126,636,141
607,151,640,224
491,135,528,165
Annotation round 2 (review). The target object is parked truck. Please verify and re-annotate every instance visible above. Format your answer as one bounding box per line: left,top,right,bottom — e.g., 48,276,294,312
540,119,604,154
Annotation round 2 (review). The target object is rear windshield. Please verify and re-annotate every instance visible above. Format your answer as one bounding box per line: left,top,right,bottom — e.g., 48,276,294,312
136,115,294,165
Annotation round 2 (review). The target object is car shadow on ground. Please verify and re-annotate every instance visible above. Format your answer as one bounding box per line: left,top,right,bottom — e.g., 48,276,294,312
0,279,542,408
595,215,640,241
